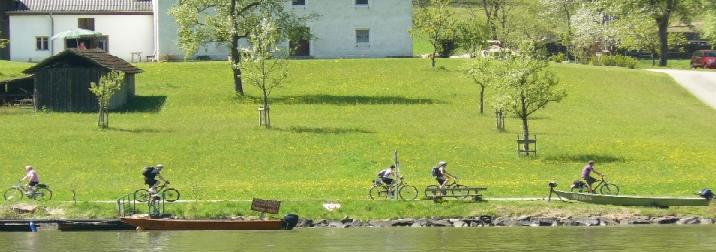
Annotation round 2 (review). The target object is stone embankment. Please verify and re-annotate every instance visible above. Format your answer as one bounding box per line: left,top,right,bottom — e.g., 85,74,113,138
297,215,714,228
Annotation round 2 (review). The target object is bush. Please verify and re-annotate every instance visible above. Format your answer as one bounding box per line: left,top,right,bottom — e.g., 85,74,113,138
549,53,565,63
590,55,639,69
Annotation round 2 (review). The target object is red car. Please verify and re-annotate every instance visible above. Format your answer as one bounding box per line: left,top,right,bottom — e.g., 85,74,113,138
690,50,716,69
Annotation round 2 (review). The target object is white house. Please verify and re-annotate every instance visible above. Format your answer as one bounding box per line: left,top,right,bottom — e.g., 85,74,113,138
5,0,155,62
3,0,412,62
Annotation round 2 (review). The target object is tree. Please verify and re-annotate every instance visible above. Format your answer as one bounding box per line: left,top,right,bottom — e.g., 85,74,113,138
702,13,716,49
539,0,580,61
0,31,7,48
170,0,311,95
241,11,289,129
89,71,124,129
617,0,703,66
493,52,566,156
570,5,617,62
481,0,514,42
460,57,496,114
455,13,489,57
412,0,457,67
615,14,660,65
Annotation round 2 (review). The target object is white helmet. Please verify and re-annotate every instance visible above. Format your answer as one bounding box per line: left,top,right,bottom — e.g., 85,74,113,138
155,164,164,169
438,161,447,167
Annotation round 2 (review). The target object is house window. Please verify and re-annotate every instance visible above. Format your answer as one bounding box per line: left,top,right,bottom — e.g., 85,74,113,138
355,0,368,6
356,29,370,43
78,18,95,31
35,36,49,51
292,0,306,5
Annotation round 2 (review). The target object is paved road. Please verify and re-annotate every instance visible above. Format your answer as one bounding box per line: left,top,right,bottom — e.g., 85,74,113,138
73,197,547,204
648,69,716,110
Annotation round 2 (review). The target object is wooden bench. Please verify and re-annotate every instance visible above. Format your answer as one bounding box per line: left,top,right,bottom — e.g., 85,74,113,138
425,187,487,202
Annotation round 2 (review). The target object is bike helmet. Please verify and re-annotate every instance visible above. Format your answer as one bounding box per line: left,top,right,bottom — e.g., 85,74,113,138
155,164,164,170
438,161,447,167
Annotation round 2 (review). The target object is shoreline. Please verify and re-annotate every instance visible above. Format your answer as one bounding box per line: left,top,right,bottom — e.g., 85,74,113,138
297,215,714,228
2,215,714,230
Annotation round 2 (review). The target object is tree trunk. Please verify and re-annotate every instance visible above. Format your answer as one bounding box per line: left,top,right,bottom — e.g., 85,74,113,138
230,0,244,95
431,47,437,68
656,0,673,67
520,96,529,156
230,39,244,95
657,19,669,67
651,52,655,66
479,85,485,114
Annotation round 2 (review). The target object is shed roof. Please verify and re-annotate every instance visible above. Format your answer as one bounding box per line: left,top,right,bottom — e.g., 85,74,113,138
24,49,143,74
6,0,153,15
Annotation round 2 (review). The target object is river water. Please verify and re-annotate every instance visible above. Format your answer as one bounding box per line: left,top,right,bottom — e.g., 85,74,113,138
1,225,715,251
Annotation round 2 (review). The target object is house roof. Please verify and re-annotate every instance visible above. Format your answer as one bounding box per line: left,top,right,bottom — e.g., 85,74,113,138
24,49,143,74
6,0,153,15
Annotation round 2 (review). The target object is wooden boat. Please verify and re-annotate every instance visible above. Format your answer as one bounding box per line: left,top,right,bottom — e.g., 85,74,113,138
551,189,710,207
120,217,287,231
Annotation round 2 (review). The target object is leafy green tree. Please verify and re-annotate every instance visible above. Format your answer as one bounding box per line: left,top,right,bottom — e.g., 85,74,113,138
455,13,489,57
617,0,703,66
492,52,566,155
412,0,457,67
89,71,124,129
460,57,496,114
170,0,311,95
481,0,513,41
539,0,581,61
242,10,289,129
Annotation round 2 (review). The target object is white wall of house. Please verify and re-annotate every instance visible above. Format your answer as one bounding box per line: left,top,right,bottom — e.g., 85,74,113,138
156,0,412,59
292,0,413,58
9,14,154,62
156,0,228,60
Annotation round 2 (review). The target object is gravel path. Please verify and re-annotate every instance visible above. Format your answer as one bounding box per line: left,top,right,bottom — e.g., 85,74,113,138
648,69,716,110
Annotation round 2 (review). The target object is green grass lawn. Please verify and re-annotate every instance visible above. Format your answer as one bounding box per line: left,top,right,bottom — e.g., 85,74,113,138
0,60,32,81
1,58,716,218
638,59,693,70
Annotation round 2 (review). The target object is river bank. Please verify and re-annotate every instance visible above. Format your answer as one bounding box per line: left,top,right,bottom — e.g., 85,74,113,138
2,199,716,228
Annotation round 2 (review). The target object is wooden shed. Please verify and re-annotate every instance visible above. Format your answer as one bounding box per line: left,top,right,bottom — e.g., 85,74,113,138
23,49,142,112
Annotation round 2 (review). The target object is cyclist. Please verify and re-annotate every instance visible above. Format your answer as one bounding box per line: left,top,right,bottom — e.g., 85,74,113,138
142,164,166,198
20,165,40,196
377,165,396,187
432,161,455,193
581,160,602,193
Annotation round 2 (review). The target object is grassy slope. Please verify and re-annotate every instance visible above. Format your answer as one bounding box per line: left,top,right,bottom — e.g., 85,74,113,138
0,61,32,81
1,58,715,205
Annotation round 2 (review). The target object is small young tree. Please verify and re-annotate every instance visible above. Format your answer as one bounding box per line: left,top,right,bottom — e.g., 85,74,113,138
241,12,289,129
412,0,457,67
493,54,566,155
460,57,496,114
89,71,124,129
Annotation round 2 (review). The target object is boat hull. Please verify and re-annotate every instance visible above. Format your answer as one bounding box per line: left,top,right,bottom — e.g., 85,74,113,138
553,190,710,207
120,217,285,230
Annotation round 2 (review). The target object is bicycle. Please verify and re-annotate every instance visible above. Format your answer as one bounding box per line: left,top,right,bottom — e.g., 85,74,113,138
369,176,418,200
424,176,468,199
134,180,180,202
570,175,620,195
4,180,52,202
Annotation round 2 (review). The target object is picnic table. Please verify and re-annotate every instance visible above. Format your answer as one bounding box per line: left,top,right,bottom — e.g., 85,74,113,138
425,186,487,202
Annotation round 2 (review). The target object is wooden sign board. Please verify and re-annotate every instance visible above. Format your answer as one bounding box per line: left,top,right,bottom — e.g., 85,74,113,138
251,198,281,214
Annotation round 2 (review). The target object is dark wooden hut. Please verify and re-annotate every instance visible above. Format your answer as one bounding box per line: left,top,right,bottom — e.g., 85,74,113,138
23,49,142,112
0,75,33,106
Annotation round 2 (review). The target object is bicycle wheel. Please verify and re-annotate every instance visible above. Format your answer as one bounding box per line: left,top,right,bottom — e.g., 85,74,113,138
3,188,23,202
163,188,180,202
134,189,150,202
399,185,418,200
424,185,440,198
451,184,469,199
33,188,52,201
599,184,620,195
369,186,389,200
